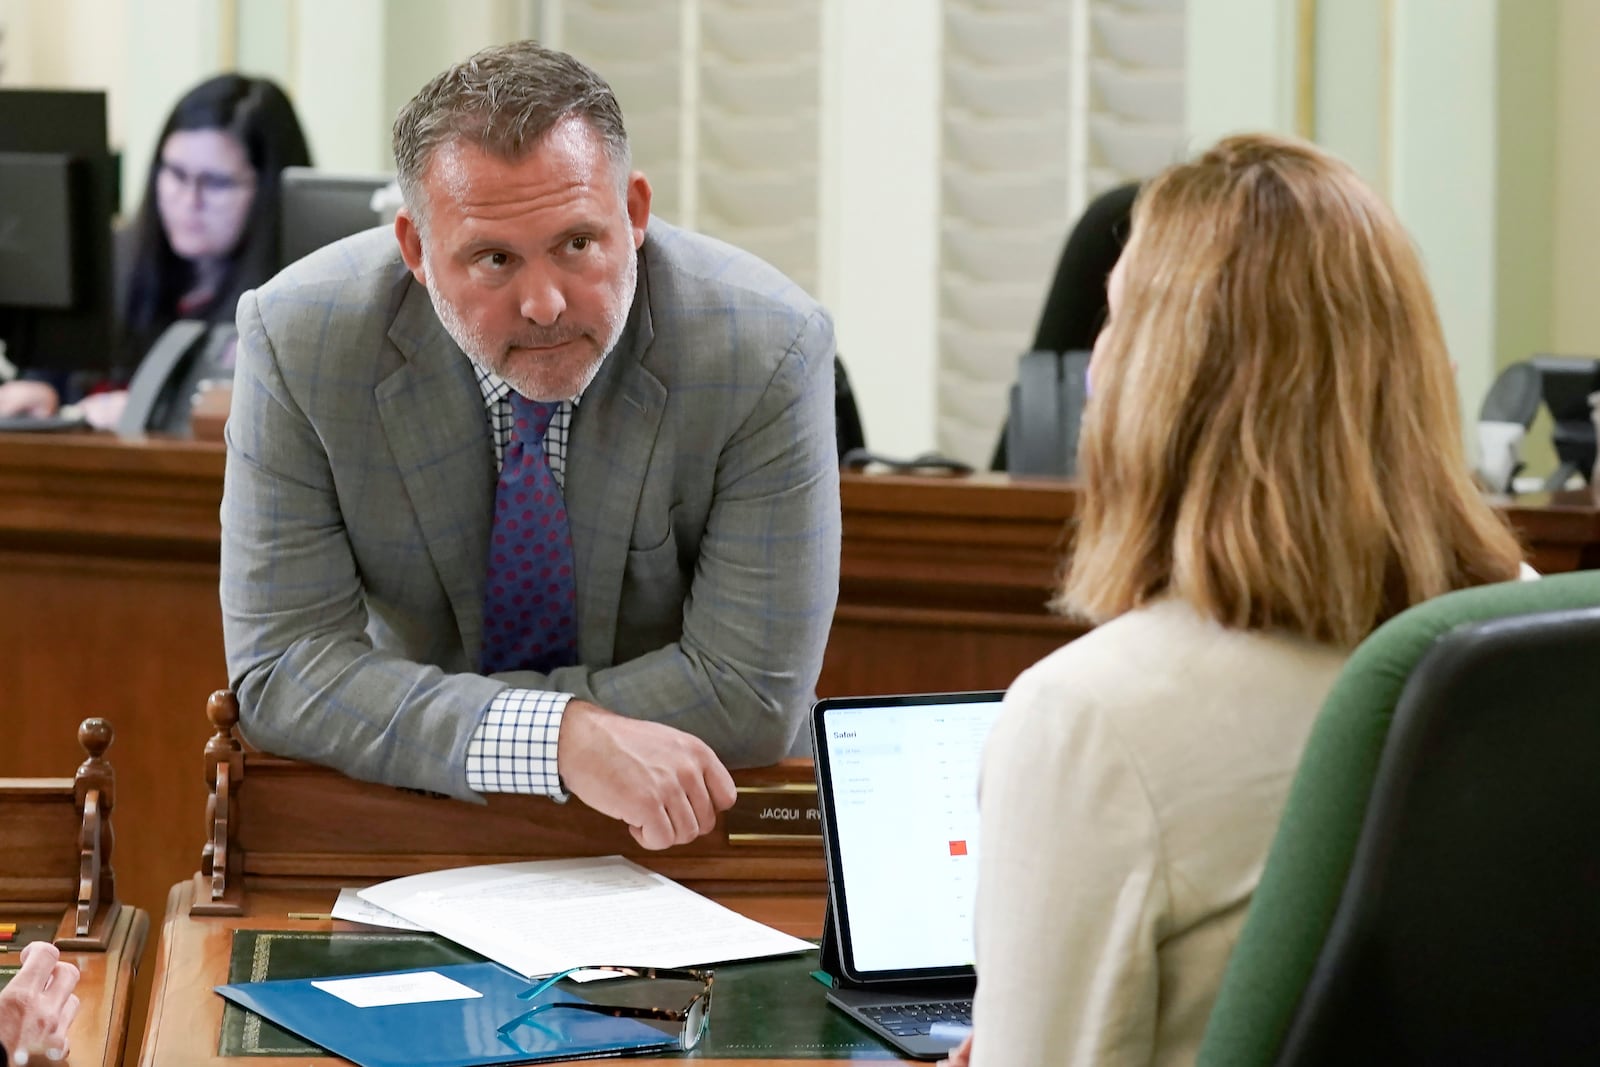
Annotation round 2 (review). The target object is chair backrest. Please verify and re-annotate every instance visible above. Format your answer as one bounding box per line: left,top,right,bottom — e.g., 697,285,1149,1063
992,181,1138,471
835,354,866,459
1198,570,1600,1067
1003,349,1091,477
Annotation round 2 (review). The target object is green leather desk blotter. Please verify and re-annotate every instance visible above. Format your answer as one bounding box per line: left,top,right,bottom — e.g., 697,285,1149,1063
223,930,899,1060
0,921,58,992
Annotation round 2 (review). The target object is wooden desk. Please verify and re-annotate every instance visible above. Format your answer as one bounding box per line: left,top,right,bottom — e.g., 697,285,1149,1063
141,881,880,1066
5,433,1600,1059
1497,489,1600,573
0,717,150,1067
0,433,226,943
1,907,148,1067
139,697,899,1065
822,473,1084,695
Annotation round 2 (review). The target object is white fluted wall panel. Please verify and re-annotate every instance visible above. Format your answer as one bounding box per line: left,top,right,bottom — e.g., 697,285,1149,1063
543,0,822,295
935,0,1184,464
937,0,1075,464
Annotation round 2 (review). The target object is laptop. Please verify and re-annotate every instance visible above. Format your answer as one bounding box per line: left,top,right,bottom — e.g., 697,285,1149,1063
811,691,1006,1060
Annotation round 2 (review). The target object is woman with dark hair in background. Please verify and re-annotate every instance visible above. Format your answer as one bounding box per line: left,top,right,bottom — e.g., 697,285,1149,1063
0,73,311,426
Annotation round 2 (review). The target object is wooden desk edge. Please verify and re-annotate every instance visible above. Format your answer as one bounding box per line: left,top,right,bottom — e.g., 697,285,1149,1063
103,906,152,1067
140,878,909,1067
0,904,148,1067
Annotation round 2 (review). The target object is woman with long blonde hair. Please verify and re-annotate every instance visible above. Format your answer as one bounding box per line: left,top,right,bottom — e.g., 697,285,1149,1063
954,134,1523,1067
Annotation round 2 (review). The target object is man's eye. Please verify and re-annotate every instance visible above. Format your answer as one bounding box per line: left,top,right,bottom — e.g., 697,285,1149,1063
569,236,591,252
480,252,511,269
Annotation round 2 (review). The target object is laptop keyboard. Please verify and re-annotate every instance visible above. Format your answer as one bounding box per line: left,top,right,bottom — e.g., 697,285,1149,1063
859,999,973,1037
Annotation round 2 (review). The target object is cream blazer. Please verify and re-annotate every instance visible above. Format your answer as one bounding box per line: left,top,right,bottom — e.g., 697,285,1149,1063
970,598,1348,1067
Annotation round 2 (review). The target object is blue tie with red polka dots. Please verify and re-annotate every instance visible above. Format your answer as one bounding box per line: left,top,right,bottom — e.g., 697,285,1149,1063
478,393,578,675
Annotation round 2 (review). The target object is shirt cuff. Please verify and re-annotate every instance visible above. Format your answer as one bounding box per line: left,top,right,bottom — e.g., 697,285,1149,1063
466,689,572,800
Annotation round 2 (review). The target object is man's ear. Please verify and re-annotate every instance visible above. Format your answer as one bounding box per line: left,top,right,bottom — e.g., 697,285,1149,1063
394,209,428,285
626,171,652,248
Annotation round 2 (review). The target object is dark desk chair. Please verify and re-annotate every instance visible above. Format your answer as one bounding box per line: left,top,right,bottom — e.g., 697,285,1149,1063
1198,570,1600,1066
835,354,866,460
992,181,1139,473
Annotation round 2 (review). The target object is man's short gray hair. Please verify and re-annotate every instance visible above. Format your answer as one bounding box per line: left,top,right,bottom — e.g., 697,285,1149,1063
392,40,631,224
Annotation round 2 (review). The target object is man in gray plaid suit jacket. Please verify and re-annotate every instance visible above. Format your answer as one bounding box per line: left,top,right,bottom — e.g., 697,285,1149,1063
219,42,840,850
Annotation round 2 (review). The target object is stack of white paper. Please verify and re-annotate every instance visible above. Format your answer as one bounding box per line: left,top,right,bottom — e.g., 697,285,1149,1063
354,855,812,978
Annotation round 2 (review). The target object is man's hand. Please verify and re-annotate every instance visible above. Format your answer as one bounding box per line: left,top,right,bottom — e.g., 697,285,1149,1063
0,381,60,419
557,700,738,850
0,941,80,1063
78,389,129,431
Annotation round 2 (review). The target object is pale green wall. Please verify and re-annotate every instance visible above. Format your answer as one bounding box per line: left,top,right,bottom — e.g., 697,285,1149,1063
1313,0,1385,189
1389,0,1499,432
7,0,1588,467
1199,0,1563,470
235,0,522,174
1185,0,1299,146
1494,1,1558,474
122,0,225,214
1494,1,1557,376
1552,0,1600,356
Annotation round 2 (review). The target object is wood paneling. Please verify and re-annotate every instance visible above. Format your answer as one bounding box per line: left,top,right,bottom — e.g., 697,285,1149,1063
0,434,224,1066
1501,489,1600,573
819,472,1086,695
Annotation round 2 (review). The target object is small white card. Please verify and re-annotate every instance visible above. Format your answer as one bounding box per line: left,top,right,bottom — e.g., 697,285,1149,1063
311,970,483,1009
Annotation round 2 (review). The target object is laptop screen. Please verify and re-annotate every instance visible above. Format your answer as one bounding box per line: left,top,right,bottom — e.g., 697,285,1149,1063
812,692,1005,984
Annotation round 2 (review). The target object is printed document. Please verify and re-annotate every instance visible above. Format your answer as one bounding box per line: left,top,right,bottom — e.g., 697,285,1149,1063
330,888,427,931
357,855,811,977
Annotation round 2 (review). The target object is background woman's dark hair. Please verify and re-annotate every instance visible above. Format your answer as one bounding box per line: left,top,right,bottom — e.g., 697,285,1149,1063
120,74,311,368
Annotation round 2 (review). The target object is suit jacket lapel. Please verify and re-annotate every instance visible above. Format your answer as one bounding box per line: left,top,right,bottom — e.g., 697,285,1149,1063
566,257,664,668
379,280,494,664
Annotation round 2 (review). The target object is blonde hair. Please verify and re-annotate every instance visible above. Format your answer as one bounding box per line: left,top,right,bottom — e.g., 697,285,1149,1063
1060,133,1523,648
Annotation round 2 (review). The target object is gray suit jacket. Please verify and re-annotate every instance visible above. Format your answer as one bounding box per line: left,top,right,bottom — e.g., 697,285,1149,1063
220,220,840,799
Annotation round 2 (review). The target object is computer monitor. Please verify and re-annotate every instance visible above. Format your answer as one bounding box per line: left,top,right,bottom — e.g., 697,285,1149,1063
0,90,116,378
1531,355,1600,489
278,167,394,267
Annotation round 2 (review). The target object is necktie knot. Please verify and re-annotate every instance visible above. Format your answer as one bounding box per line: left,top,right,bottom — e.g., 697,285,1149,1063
510,393,559,443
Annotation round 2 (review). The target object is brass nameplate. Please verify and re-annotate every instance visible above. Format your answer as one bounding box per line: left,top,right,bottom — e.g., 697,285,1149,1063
726,784,822,846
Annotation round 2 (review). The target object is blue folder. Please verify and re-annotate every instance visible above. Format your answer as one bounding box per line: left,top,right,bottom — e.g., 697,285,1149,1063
215,961,679,1066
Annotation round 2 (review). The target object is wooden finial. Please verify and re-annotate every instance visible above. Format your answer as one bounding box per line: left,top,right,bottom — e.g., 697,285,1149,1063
78,717,113,761
204,691,243,778
62,717,119,946
206,690,240,732
74,717,114,814
196,690,246,913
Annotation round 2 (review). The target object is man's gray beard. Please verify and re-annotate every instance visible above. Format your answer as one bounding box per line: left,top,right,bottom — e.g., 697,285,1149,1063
421,248,637,401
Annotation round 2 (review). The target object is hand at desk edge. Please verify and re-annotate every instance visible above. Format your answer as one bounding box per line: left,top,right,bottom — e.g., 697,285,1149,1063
0,941,79,1065
557,699,738,851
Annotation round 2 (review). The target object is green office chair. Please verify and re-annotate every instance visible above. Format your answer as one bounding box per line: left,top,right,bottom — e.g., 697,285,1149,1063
1197,570,1600,1067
